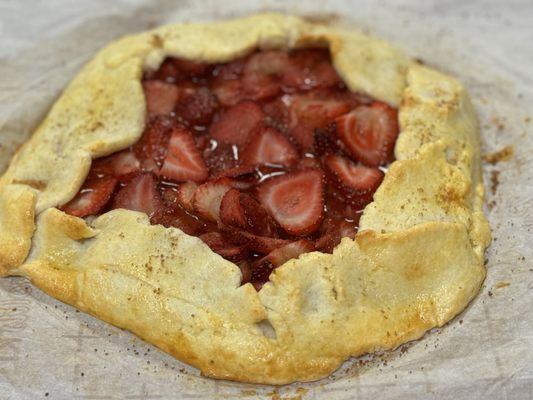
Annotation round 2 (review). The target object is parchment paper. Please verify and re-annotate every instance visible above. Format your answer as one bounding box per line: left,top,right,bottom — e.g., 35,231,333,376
1,1,532,398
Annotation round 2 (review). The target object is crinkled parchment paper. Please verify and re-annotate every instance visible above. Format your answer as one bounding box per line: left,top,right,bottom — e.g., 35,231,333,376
1,1,532,398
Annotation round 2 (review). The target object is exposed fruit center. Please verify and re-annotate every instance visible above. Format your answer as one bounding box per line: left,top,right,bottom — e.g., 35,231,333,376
62,48,400,290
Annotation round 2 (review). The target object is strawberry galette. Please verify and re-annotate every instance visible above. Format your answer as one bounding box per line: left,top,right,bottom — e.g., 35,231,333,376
0,14,490,384
60,47,399,289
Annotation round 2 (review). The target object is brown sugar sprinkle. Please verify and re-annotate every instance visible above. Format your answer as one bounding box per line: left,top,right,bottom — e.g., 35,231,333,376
482,145,514,164
490,170,500,195
490,115,506,131
495,281,510,289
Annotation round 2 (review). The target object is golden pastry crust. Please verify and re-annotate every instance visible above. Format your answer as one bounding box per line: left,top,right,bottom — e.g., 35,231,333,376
0,14,490,384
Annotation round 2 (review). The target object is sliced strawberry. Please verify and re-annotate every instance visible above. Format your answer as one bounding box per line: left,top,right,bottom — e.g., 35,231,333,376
248,240,314,286
213,58,246,80
155,203,208,235
158,128,208,182
160,185,180,210
239,193,279,236
237,261,252,284
112,173,163,220
62,176,117,217
212,79,244,107
171,57,210,77
232,180,256,191
339,91,374,109
175,181,198,212
325,188,365,221
192,178,233,222
262,97,290,134
220,189,277,236
315,218,357,253
243,50,289,77
312,125,342,157
211,59,246,106
221,226,290,254
289,93,351,151
335,101,399,167
242,79,279,102
145,59,182,83
175,86,219,126
241,126,298,167
209,101,264,148
261,239,315,267
219,188,246,228
133,116,175,171
143,80,179,118
211,164,255,179
283,49,341,90
257,169,324,236
203,143,238,177
297,156,321,170
249,262,274,290
210,164,257,191
246,239,314,285
241,51,289,101
160,182,202,214
194,134,211,153
324,154,384,206
200,231,248,262
157,185,184,221
90,150,140,180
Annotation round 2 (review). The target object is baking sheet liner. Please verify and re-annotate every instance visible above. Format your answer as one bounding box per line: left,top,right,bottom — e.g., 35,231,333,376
1,1,532,398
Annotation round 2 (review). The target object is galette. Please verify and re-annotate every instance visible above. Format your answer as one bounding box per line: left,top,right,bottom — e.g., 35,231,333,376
0,14,491,384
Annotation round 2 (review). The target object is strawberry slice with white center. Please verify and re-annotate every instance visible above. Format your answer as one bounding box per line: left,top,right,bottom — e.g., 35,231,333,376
220,188,278,236
289,93,351,151
143,80,179,118
241,126,298,167
200,232,248,262
175,181,198,212
324,154,384,206
257,169,325,236
192,177,234,222
335,101,399,167
112,173,163,220
91,150,140,179
62,176,117,217
261,239,315,267
158,127,208,182
209,101,264,148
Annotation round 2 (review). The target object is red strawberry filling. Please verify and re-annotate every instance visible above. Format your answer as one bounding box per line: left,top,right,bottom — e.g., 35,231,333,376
61,48,400,288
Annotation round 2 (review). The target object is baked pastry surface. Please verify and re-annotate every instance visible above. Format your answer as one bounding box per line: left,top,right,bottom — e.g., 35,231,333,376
0,14,490,384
